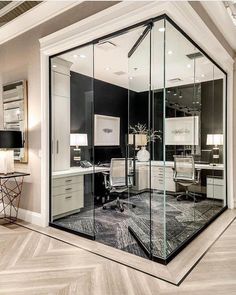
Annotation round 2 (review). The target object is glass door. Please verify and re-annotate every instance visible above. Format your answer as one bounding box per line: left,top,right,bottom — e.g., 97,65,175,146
127,24,152,258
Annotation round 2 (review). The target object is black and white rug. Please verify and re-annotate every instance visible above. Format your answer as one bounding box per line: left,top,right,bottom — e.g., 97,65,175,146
54,192,223,259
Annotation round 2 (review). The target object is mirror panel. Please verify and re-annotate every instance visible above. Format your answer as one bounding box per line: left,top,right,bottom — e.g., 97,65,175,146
2,80,28,163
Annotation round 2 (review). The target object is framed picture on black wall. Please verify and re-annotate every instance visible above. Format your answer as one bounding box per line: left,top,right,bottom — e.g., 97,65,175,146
94,114,120,146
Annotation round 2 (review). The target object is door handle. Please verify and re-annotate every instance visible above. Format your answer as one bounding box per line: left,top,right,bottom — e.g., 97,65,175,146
56,140,59,154
132,134,136,186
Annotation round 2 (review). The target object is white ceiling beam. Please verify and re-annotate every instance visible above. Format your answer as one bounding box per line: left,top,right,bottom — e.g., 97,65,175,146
0,1,81,45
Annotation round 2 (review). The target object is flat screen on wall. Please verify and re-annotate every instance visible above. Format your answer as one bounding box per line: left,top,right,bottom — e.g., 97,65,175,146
165,116,199,145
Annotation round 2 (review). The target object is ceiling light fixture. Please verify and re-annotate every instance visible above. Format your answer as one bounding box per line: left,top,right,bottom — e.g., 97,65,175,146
168,50,173,55
201,74,205,77
187,64,191,68
73,54,78,58
158,27,165,32
105,67,110,71
129,77,133,80
52,65,57,68
79,54,86,58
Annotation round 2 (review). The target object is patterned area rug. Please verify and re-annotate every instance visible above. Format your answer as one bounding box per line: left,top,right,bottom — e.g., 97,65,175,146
54,192,223,259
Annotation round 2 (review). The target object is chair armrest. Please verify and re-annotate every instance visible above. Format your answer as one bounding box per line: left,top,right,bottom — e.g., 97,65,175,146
102,171,110,176
196,168,201,183
102,171,110,190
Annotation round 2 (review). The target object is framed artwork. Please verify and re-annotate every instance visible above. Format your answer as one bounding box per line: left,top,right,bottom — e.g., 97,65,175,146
165,116,199,146
94,114,120,146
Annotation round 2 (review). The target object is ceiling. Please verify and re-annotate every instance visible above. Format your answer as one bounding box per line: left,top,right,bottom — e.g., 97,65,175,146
0,1,41,27
55,19,224,93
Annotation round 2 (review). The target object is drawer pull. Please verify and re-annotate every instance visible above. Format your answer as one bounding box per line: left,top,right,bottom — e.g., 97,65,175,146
65,195,72,199
65,188,72,191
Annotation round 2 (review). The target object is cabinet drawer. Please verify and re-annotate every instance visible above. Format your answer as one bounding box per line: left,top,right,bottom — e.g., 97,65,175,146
53,175,83,187
53,190,84,216
207,177,224,186
52,182,83,196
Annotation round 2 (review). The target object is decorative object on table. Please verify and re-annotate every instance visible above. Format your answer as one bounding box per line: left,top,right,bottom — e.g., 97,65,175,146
0,172,30,222
94,114,120,146
70,133,88,162
206,134,223,164
0,130,23,174
129,123,162,162
2,80,28,163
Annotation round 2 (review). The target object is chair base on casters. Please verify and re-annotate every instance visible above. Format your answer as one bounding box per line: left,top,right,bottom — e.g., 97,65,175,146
102,196,136,212
176,191,202,203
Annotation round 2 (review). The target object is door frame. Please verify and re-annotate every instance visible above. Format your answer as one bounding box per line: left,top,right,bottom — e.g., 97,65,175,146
40,1,234,230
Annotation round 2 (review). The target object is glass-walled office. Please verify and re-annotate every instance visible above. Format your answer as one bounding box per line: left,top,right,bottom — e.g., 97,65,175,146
49,15,227,264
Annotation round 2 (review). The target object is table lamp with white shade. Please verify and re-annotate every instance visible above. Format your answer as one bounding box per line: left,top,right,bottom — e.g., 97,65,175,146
70,133,88,162
206,134,223,164
0,130,23,174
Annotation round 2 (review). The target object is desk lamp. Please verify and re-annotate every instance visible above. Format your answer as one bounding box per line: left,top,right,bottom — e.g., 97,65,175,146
206,134,223,164
0,130,23,174
70,133,88,162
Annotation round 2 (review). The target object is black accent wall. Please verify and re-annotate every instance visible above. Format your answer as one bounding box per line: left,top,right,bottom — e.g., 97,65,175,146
70,71,224,164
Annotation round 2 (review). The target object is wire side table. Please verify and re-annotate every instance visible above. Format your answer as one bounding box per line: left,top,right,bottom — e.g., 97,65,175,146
0,172,30,222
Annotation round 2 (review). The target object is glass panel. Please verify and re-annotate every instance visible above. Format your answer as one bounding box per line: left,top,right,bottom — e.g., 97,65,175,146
127,25,152,258
92,25,152,259
151,19,166,260
50,44,95,237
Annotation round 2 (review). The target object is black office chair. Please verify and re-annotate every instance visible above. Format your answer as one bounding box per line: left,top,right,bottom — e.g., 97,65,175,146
173,155,201,202
102,158,136,212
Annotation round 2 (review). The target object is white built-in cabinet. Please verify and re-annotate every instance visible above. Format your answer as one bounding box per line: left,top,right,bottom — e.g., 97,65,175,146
51,58,72,171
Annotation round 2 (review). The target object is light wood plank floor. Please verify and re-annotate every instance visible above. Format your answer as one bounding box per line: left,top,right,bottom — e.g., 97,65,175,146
0,219,236,294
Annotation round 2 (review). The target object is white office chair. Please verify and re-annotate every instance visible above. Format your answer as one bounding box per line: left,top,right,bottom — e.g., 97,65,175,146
102,158,136,212
173,155,201,202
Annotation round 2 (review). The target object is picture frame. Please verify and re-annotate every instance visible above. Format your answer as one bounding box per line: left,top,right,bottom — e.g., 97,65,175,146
94,114,120,146
165,116,199,146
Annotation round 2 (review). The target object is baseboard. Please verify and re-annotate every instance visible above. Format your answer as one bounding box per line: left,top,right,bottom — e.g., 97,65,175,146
16,208,42,226
0,204,43,227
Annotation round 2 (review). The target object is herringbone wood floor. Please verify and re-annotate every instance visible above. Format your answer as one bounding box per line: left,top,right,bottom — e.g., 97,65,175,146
1,219,236,294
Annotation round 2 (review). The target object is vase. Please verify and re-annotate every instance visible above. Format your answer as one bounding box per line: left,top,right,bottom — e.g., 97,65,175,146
137,146,150,162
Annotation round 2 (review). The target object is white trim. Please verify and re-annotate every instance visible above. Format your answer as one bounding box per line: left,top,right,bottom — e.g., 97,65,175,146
0,204,43,227
201,1,236,52
40,1,235,227
0,1,80,45
16,208,43,227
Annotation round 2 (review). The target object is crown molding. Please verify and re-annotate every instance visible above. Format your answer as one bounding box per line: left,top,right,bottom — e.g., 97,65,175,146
40,1,234,72
0,1,80,45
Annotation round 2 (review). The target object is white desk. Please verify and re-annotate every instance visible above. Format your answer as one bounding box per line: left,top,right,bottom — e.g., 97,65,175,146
134,161,224,192
52,166,109,218
52,166,109,179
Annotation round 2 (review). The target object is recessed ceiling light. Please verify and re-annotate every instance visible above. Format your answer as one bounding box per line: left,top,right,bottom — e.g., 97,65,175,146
52,65,57,68
187,64,191,68
168,50,173,55
201,74,205,77
129,76,133,80
73,54,78,58
79,54,86,58
158,27,165,32
105,67,110,71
